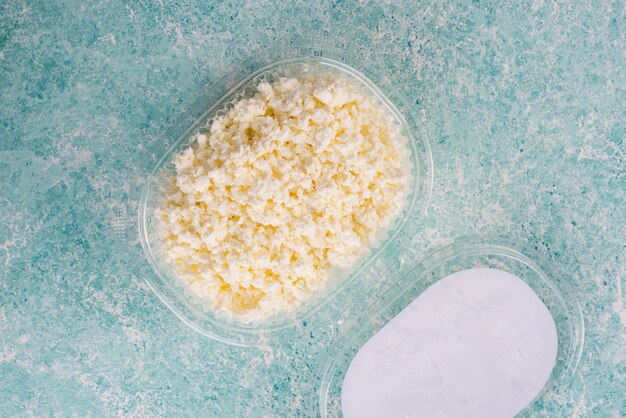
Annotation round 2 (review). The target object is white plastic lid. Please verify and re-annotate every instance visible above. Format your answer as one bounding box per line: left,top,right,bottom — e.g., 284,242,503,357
315,240,584,418
341,268,558,418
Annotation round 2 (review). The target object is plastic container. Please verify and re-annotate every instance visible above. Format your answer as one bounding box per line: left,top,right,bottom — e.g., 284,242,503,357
136,41,434,347
114,39,585,414
313,237,584,417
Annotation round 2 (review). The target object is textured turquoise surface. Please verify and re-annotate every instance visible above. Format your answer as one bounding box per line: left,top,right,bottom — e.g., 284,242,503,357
1,1,624,416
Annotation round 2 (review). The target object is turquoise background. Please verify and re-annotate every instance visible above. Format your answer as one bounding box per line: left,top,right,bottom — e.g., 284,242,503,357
1,0,624,416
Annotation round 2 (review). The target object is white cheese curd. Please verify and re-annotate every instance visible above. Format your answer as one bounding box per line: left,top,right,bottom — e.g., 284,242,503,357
155,74,411,321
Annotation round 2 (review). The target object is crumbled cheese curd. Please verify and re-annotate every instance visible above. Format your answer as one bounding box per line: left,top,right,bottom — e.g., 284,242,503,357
156,74,411,321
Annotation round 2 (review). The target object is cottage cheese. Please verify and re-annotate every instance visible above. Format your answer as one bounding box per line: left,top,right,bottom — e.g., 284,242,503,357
156,74,411,321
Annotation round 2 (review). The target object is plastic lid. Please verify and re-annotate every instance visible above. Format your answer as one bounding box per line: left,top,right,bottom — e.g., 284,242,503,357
315,239,584,417
342,268,559,418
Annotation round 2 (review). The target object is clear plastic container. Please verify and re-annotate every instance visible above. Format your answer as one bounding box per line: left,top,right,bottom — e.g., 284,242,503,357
114,39,585,414
135,41,434,347
313,237,584,417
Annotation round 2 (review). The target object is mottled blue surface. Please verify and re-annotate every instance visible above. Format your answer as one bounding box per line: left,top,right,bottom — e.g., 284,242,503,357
1,0,624,416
